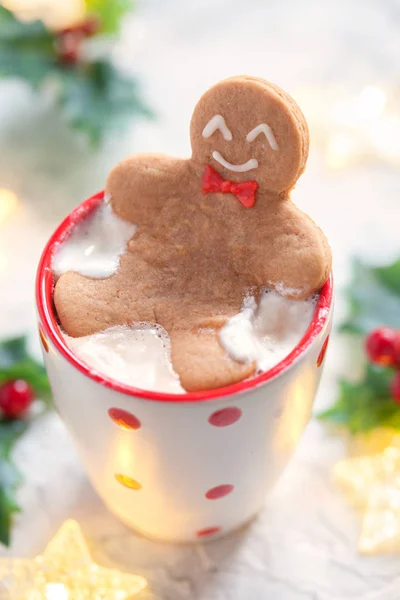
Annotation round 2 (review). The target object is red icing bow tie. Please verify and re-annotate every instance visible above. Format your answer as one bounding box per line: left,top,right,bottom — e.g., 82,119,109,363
201,165,258,209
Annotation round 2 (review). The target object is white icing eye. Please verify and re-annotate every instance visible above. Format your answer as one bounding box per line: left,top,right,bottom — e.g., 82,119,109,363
246,124,279,151
202,115,233,141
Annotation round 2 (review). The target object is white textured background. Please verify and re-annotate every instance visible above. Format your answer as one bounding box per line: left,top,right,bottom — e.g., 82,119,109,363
1,1,400,598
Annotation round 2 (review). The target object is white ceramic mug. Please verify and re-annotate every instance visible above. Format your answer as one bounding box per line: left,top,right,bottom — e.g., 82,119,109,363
36,191,333,543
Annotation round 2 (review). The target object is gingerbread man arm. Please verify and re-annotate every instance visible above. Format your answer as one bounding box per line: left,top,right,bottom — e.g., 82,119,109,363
54,153,191,338
107,153,191,225
246,201,331,299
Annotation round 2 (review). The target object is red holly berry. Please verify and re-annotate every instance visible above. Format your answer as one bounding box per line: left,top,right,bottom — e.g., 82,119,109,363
394,338,400,368
56,17,99,65
391,372,400,404
0,380,34,419
59,48,79,65
365,327,399,366
81,15,100,37
57,31,81,65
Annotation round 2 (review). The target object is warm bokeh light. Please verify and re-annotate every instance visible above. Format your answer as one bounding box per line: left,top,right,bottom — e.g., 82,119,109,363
325,132,359,169
115,473,142,489
294,84,400,168
0,188,18,226
368,114,400,163
334,437,400,554
0,520,147,598
0,253,8,273
347,428,397,458
45,582,69,600
2,0,86,30
331,86,387,127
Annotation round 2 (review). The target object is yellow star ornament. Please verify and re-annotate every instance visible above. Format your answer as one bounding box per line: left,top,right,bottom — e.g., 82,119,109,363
334,438,400,554
0,520,147,599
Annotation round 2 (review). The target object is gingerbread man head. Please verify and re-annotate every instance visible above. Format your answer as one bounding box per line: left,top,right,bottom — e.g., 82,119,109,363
190,76,309,193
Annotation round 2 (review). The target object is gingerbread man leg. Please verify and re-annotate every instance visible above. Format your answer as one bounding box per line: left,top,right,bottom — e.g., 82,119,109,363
54,271,153,338
169,317,256,392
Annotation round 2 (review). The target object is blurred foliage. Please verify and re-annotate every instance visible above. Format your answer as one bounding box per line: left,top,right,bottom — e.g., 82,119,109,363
0,419,27,547
0,336,52,547
54,59,152,147
86,0,133,34
0,4,152,147
319,258,400,434
340,259,400,335
319,363,400,434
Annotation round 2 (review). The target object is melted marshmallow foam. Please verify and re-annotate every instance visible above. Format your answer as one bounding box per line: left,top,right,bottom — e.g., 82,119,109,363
52,198,136,278
65,324,185,394
63,292,316,394
219,290,316,372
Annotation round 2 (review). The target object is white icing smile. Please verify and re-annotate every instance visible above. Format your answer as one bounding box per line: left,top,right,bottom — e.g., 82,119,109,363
212,151,258,173
202,114,279,173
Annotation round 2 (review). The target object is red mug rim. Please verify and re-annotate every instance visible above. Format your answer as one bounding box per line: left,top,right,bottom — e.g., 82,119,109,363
36,190,333,403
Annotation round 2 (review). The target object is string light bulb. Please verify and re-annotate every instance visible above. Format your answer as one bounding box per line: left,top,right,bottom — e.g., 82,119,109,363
0,520,147,599
0,189,18,226
294,84,400,168
334,438,400,554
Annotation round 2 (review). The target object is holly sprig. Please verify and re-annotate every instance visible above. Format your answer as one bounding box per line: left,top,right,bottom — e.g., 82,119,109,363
0,2,152,147
319,362,400,434
0,336,51,547
339,258,400,335
318,258,400,434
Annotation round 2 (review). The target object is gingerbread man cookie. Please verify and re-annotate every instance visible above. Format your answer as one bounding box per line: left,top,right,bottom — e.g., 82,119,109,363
54,76,331,392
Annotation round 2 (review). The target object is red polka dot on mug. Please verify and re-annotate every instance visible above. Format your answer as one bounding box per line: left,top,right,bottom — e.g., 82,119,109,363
208,406,242,427
108,408,141,430
205,484,234,500
196,526,221,538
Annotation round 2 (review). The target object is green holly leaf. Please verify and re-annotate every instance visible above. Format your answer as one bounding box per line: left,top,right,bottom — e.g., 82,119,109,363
0,336,28,367
372,260,400,296
0,7,55,89
340,258,400,335
0,334,52,546
0,457,23,546
0,47,54,89
0,7,53,50
0,421,27,546
56,59,153,147
0,5,39,38
85,0,134,35
318,363,400,433
0,472,22,547
0,421,28,459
